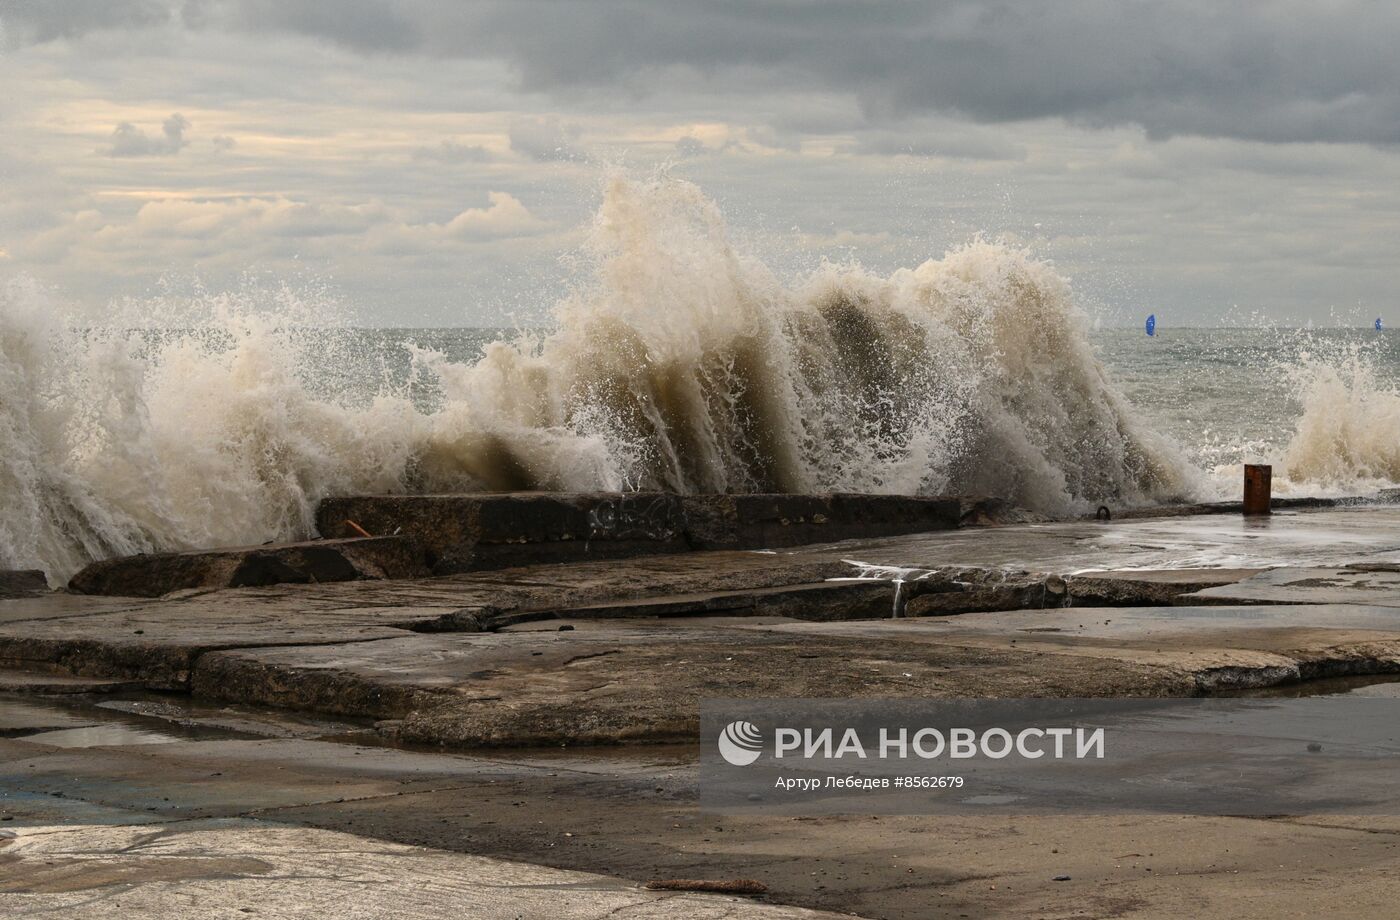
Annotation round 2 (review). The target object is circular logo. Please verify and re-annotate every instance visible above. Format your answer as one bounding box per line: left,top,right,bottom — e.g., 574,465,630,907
717,720,764,766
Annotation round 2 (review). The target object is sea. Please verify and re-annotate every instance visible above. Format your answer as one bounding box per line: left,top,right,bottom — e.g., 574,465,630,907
4,177,1398,581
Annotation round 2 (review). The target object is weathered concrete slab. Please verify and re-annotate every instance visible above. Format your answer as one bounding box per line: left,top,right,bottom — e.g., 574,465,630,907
0,551,865,688
1183,566,1400,608
0,595,413,689
763,604,1400,691
1067,568,1263,605
68,536,429,597
0,551,845,689
0,821,850,919
531,581,897,622
900,567,1066,615
835,566,1256,616
188,624,1195,745
0,593,148,626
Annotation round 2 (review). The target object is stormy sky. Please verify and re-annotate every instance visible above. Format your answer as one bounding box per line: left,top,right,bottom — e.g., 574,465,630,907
3,0,1399,325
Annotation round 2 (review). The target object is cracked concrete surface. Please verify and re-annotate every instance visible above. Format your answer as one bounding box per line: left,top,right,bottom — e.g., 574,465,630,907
6,505,1400,917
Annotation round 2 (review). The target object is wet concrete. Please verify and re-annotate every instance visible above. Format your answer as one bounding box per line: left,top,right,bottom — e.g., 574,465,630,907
6,505,1400,917
5,726,1400,919
1065,567,1264,605
819,505,1400,572
5,508,1400,743
0,698,110,736
1184,565,1400,607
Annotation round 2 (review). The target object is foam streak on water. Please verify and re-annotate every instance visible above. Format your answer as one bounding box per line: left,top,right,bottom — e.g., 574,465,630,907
9,177,1389,583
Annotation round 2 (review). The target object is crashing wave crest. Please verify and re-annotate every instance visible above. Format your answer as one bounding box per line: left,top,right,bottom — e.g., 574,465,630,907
1,177,1201,581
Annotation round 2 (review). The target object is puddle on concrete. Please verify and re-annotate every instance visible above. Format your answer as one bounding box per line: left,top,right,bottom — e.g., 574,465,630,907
95,696,367,740
1227,674,1400,699
16,724,193,747
3,691,387,753
0,694,251,748
0,698,108,737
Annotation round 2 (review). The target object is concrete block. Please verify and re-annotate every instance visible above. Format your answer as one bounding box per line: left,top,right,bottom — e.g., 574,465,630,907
317,493,689,573
67,537,428,598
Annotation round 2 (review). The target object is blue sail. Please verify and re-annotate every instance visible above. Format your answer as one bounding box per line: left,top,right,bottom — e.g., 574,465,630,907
1145,314,1156,337
1377,317,1384,331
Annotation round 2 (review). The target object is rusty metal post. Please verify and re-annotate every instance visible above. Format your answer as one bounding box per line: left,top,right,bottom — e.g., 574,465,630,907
1243,464,1272,515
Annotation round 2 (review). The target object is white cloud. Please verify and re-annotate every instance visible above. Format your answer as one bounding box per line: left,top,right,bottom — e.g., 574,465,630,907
22,193,552,266
370,192,556,255
439,192,549,239
131,197,386,239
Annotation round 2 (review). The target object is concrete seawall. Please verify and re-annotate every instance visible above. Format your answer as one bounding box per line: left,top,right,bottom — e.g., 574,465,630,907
315,492,967,574
64,491,969,596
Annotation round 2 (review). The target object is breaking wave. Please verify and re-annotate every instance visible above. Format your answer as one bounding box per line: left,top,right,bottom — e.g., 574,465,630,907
3,177,1207,581
1282,350,1400,490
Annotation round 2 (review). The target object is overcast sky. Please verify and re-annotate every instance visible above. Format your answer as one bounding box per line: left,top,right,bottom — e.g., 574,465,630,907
3,0,1399,326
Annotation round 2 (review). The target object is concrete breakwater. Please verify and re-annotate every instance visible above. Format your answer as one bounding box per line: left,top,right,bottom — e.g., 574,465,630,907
68,492,993,596
316,492,977,570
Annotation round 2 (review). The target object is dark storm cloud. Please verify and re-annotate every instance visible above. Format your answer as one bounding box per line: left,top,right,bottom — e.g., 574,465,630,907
180,0,422,53
436,0,1400,146
281,0,1400,146
6,1,1400,145
0,0,172,44
0,0,419,51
